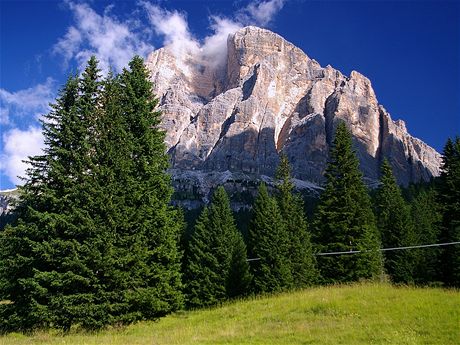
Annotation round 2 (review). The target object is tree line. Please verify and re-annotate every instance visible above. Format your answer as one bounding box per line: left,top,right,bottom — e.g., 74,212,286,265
0,57,459,333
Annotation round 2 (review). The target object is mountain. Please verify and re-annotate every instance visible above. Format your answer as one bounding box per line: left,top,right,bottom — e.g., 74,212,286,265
145,26,440,203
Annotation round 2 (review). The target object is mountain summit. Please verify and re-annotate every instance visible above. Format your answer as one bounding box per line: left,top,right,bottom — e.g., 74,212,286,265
145,26,440,189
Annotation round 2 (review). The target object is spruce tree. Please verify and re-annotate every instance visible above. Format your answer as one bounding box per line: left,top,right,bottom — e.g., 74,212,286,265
248,183,293,293
184,208,217,307
375,159,417,283
410,187,441,284
227,233,252,298
0,68,102,332
275,154,317,287
115,56,184,318
312,122,382,283
0,56,185,332
437,137,460,286
184,186,250,308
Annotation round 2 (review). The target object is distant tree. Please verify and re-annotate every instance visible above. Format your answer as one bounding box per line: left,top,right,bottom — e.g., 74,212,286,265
437,137,460,287
184,187,250,308
375,159,417,283
227,232,252,299
275,154,318,287
248,183,293,293
410,187,441,283
313,122,383,283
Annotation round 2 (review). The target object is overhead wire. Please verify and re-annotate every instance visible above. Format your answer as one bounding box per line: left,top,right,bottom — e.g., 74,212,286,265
246,241,460,261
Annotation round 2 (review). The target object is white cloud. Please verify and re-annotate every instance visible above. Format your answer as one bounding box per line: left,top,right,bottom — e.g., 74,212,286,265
201,16,242,68
0,107,10,125
52,1,286,74
143,3,199,58
53,1,154,73
0,78,55,124
143,0,286,71
239,0,286,26
0,127,45,186
53,26,82,65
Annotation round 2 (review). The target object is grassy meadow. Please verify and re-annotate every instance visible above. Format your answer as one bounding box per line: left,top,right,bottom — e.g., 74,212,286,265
1,283,458,345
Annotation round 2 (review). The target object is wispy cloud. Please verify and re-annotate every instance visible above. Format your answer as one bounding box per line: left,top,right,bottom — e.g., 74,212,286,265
143,0,286,70
143,3,199,58
238,0,286,26
0,78,55,125
53,1,154,73
53,0,286,73
0,126,45,186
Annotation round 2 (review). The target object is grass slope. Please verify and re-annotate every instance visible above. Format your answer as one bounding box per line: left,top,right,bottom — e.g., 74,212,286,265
1,283,458,345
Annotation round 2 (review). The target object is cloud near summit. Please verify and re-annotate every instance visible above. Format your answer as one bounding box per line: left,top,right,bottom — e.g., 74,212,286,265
143,0,285,69
54,0,286,73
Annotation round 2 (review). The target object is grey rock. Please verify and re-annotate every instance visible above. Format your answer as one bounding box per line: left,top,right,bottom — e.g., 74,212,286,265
146,26,441,192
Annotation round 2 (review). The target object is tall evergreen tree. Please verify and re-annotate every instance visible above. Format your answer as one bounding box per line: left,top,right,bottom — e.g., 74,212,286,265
0,56,184,332
437,137,460,286
227,233,252,298
275,154,317,287
375,159,417,283
313,122,382,283
410,187,441,283
115,56,184,318
0,67,103,331
184,186,250,308
248,183,293,293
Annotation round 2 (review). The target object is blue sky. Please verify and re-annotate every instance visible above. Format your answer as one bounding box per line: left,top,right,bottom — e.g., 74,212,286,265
1,0,459,189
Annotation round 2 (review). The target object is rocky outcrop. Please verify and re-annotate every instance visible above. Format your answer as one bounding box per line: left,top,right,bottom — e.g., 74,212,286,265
0,190,18,215
145,26,441,192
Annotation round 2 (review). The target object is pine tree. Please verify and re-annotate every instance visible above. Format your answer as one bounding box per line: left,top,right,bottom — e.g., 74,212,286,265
275,154,317,287
0,56,185,332
115,56,184,318
375,159,417,283
312,122,382,284
437,137,460,286
184,186,251,308
410,187,441,283
248,183,293,293
227,233,252,298
0,68,102,332
184,208,218,308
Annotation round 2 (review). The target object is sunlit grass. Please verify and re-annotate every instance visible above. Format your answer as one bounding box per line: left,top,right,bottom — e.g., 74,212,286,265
1,283,458,345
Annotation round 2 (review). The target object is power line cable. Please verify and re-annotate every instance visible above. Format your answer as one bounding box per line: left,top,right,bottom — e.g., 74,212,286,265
246,241,460,261
315,241,460,256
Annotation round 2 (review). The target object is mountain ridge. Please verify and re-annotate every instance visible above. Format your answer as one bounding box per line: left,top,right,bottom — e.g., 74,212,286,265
146,26,440,193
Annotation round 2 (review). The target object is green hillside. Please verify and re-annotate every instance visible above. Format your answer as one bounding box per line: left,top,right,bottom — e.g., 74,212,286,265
1,283,458,345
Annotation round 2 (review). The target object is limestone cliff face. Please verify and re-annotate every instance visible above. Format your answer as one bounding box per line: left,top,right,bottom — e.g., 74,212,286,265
145,26,441,187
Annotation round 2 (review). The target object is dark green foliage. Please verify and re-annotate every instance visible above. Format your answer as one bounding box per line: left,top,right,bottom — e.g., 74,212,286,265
410,187,441,283
248,183,293,293
0,68,101,331
114,56,184,317
275,154,317,287
437,137,460,286
313,122,383,283
184,208,218,307
184,187,251,308
227,232,252,298
0,56,183,332
375,159,417,283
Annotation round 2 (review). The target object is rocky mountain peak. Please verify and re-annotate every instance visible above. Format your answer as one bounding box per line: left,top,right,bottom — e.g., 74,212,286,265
145,25,441,200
